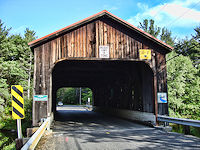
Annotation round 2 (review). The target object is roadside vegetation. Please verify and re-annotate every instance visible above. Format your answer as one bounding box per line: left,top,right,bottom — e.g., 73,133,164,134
0,19,36,149
56,88,93,105
0,18,199,149
139,19,200,136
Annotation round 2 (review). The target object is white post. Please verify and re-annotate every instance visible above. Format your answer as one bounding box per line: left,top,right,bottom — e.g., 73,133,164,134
79,88,81,105
88,98,90,105
17,119,23,139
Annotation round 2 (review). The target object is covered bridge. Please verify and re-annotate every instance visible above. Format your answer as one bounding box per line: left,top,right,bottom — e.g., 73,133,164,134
28,10,173,126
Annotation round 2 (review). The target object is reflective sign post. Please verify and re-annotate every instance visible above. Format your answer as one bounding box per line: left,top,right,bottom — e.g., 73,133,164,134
11,85,25,139
17,119,22,139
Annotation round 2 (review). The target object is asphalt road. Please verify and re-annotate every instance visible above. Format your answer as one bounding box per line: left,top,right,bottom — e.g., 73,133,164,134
36,106,200,150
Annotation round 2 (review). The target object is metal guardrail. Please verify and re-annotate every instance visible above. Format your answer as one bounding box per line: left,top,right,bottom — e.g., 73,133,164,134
21,117,51,150
157,115,200,128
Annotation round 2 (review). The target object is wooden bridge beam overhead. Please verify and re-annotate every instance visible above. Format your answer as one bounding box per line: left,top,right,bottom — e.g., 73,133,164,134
29,10,173,126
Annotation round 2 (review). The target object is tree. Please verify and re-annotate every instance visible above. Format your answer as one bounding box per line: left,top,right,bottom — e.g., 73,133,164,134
193,26,200,42
24,28,37,99
0,20,37,135
81,88,93,104
174,27,200,68
160,27,174,46
57,88,78,105
139,19,200,120
139,19,175,46
167,51,200,119
139,19,161,38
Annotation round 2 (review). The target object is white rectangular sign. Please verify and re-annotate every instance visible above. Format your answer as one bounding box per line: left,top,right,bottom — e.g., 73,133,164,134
34,95,48,101
99,45,109,58
157,92,167,103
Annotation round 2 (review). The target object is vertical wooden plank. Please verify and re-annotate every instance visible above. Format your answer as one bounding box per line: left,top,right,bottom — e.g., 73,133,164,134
112,27,116,58
107,24,110,57
54,39,58,62
115,29,119,58
56,38,58,61
95,21,99,58
110,26,113,58
91,22,95,57
87,23,92,57
47,42,51,116
62,35,65,58
68,33,71,57
124,34,127,58
61,36,64,58
57,38,60,60
80,27,83,57
71,31,75,57
135,40,138,59
121,32,124,58
66,33,69,57
65,34,68,58
130,38,133,58
74,29,77,57
83,26,86,57
99,21,104,47
52,39,56,63
86,24,90,57
103,22,108,46
41,44,45,94
77,28,80,57
131,38,134,59
127,36,130,58
118,31,122,58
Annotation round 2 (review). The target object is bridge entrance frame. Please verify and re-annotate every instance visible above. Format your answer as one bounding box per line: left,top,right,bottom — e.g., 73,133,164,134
29,10,173,126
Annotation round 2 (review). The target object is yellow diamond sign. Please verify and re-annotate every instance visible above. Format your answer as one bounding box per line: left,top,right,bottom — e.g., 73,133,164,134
139,49,151,60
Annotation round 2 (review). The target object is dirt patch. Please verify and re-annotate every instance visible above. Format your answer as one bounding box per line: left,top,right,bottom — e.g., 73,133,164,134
35,130,55,150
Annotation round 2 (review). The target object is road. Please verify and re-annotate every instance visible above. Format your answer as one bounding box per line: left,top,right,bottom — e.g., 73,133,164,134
36,106,200,150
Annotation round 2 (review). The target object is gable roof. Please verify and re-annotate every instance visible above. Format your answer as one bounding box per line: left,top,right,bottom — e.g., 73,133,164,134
28,10,173,51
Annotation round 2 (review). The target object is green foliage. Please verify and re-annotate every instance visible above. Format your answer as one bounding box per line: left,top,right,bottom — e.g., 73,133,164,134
193,26,200,42
167,51,200,120
139,19,175,46
139,19,161,38
175,38,200,66
160,27,174,46
0,19,36,142
0,132,16,150
56,87,93,105
81,88,93,104
139,19,200,121
57,88,78,104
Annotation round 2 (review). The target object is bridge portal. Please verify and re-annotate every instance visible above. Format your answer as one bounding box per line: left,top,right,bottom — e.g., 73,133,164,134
29,10,173,126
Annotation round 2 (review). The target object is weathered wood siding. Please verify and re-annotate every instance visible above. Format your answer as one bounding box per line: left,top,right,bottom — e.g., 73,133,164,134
33,17,168,125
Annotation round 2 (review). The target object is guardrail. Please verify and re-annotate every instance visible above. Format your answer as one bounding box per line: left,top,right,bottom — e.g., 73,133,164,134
21,117,51,150
157,115,200,128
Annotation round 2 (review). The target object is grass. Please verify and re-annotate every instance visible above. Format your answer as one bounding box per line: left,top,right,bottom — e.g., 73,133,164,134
171,124,200,138
0,133,16,150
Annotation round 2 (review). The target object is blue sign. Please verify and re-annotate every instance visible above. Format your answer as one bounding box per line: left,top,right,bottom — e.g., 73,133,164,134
34,95,48,101
157,92,167,103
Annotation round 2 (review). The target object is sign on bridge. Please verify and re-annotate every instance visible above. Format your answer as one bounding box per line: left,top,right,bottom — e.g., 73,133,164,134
157,92,167,103
34,95,48,101
139,49,151,60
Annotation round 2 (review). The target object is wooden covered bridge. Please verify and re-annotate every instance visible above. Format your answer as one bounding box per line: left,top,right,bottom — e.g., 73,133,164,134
28,10,173,126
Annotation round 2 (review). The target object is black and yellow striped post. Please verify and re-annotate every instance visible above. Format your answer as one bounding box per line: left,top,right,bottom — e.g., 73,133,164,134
11,85,24,139
11,85,25,119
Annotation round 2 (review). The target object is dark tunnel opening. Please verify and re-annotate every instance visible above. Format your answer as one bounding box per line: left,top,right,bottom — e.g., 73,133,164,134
52,60,154,121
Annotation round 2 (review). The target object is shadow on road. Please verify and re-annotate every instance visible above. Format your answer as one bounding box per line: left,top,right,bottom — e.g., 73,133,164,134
43,106,200,150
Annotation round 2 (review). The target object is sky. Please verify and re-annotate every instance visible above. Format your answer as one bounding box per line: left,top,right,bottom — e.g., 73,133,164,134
0,0,200,41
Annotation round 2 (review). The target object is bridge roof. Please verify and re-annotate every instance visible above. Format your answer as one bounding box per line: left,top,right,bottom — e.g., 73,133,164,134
28,10,173,52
